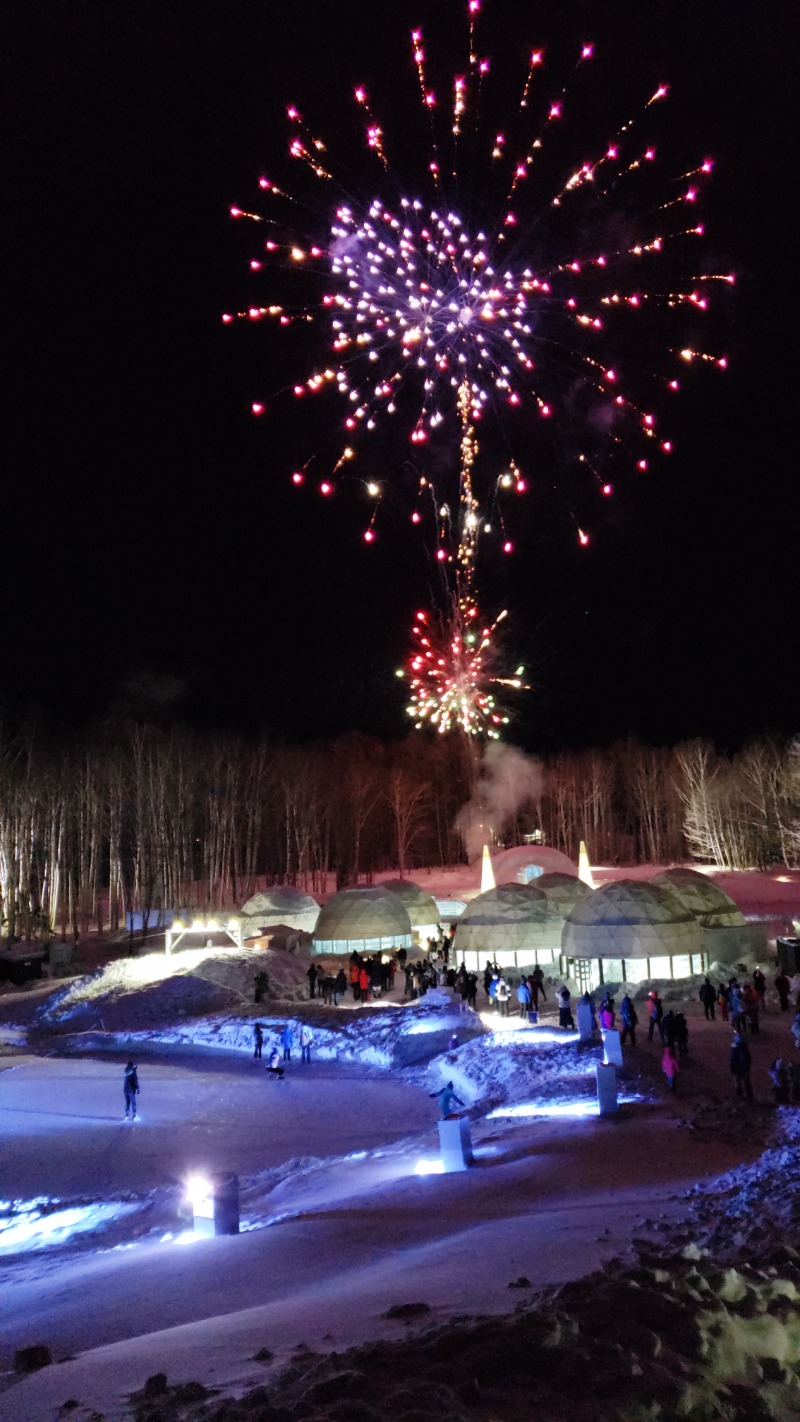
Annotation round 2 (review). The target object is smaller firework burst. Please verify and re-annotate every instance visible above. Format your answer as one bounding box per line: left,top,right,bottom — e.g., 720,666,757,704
402,601,527,739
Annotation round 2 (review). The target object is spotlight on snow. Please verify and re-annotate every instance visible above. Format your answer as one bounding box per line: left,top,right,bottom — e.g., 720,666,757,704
185,1174,214,1235
414,1158,446,1175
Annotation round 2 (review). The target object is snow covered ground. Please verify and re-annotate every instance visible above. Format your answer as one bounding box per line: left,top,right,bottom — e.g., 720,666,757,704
2,940,800,1420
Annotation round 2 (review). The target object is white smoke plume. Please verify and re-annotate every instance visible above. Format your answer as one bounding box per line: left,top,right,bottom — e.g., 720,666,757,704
456,742,544,863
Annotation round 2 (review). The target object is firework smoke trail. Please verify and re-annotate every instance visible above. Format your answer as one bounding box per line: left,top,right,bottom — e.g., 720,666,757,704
226,0,730,733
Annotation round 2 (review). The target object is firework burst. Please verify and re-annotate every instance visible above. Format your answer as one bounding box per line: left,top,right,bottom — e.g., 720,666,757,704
403,602,528,739
227,2,729,561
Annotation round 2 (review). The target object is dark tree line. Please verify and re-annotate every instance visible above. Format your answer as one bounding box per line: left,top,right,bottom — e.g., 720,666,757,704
0,723,797,939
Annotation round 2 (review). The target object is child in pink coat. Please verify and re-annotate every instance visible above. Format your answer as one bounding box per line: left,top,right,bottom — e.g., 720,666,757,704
662,1043,680,1093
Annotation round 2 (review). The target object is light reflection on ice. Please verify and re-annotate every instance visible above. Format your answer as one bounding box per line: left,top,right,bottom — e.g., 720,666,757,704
488,1095,642,1121
414,1158,446,1175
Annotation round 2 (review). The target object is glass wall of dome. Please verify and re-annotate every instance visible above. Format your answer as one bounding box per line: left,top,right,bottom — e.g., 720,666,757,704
312,887,413,955
453,883,557,971
562,880,706,991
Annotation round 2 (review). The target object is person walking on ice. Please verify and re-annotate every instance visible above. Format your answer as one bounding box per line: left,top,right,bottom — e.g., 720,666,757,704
253,1023,264,1060
123,1061,139,1119
430,1081,465,1119
300,1023,313,1063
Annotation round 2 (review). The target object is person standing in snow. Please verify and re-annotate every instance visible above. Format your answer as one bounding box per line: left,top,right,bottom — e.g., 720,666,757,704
619,994,638,1047
673,1012,689,1059
488,973,500,1012
717,981,730,1022
359,964,371,1001
646,991,664,1043
662,1043,680,1092
281,1024,295,1062
730,1031,753,1100
752,967,767,1012
350,960,361,1000
253,1023,264,1060
599,996,615,1031
775,971,792,1012
306,963,318,999
466,973,478,1009
123,1061,139,1120
699,977,716,1021
334,968,347,1006
532,964,547,1002
495,975,510,1017
300,1023,313,1063
266,1047,285,1079
555,984,574,1030
430,1081,464,1119
516,978,531,1017
768,1057,790,1105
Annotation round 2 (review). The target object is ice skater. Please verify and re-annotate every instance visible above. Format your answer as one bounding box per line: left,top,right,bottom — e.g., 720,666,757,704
281,1023,295,1062
253,1022,264,1059
123,1061,139,1119
266,1046,285,1079
300,1023,313,1063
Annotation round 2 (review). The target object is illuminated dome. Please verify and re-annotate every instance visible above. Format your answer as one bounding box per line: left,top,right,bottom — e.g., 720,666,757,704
563,880,703,961
380,879,440,939
454,883,551,962
312,887,413,955
240,887,320,936
489,845,577,885
650,868,746,927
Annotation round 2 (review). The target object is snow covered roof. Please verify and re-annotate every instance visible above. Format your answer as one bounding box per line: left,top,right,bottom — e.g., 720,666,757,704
453,883,553,954
562,879,703,960
240,887,320,935
650,868,746,927
490,844,577,884
312,887,413,947
380,879,440,928
534,872,593,919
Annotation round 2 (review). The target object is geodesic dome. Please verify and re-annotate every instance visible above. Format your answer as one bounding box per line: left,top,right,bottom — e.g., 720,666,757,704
535,872,593,919
453,883,556,969
650,868,746,927
490,844,577,885
312,887,413,955
380,879,441,939
240,887,320,936
562,880,703,962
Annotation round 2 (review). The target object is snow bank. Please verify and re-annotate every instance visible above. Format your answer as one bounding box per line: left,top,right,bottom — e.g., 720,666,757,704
30,946,309,1034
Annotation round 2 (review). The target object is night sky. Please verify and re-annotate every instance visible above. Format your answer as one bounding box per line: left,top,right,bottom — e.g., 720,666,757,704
3,0,798,752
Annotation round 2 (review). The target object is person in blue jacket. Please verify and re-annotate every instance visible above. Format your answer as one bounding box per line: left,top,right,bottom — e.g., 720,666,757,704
516,978,531,1016
281,1024,295,1062
430,1081,464,1119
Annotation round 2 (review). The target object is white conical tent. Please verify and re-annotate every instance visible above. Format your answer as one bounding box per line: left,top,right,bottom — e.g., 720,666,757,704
240,888,320,937
312,887,413,955
453,883,557,969
562,880,703,979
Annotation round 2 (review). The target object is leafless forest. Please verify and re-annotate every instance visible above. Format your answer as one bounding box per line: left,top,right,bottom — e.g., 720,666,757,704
0,725,798,939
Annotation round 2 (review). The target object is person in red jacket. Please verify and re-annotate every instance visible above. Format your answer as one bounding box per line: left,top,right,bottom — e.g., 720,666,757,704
350,961,360,1001
359,965,371,1001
